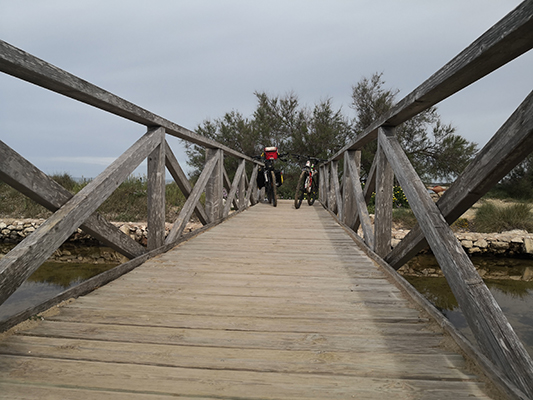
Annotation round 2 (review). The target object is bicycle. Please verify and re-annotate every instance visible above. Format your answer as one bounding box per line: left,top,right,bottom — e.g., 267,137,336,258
254,147,287,207
293,154,324,209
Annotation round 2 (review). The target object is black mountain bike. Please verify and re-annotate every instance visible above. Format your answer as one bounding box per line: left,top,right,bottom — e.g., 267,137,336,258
293,155,324,209
254,147,287,207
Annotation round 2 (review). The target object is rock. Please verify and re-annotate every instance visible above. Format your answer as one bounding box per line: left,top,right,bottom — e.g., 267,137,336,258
524,237,533,254
491,241,509,250
461,240,473,249
474,239,488,248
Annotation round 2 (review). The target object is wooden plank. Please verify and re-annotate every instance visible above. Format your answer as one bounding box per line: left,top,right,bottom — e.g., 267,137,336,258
345,150,374,249
0,140,145,259
0,127,163,307
165,154,219,243
164,140,208,225
147,129,166,250
0,356,494,399
386,89,533,269
378,130,533,397
374,129,394,257
330,161,342,217
205,148,224,223
0,201,499,399
0,335,472,380
245,164,259,206
0,40,256,162
331,1,533,160
223,159,245,218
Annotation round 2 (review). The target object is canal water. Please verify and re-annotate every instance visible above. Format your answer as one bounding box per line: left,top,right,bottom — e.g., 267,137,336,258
403,255,533,357
0,260,117,321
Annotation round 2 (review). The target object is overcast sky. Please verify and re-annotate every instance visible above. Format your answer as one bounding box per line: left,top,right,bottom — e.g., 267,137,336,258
1,1,531,178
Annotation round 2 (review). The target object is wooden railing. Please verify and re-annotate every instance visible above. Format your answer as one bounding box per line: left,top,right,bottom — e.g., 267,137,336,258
0,40,261,328
320,1,533,398
1,2,533,398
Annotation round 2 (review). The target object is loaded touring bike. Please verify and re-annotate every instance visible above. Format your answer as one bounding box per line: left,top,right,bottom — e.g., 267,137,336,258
254,147,287,207
293,154,325,209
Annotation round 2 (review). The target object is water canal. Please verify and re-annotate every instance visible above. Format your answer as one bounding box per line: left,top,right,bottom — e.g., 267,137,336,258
403,254,533,357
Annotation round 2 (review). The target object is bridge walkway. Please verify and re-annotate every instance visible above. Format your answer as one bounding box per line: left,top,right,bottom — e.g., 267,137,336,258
0,201,495,399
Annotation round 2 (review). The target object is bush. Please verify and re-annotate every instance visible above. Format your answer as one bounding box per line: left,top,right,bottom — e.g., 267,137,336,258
473,202,533,233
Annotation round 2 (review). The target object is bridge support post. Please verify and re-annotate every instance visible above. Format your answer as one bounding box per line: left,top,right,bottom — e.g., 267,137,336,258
205,148,224,223
342,151,359,228
147,128,166,250
374,130,394,257
330,161,342,218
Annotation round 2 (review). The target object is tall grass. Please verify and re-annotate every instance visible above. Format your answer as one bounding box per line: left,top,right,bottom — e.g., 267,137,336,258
474,202,533,233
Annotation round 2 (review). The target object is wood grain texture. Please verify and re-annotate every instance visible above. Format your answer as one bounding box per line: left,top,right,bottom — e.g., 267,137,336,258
164,141,208,225
378,130,533,397
0,201,498,399
147,129,166,250
0,140,145,259
0,127,163,307
165,153,219,243
374,130,394,257
386,90,533,269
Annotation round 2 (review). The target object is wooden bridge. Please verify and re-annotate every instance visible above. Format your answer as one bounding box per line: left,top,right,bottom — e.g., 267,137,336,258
1,2,533,398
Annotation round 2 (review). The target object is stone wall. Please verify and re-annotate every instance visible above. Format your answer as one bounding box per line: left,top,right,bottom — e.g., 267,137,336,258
2,218,532,258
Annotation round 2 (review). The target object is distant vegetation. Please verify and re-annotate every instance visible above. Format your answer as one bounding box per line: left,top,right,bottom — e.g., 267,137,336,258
473,202,533,233
0,173,186,223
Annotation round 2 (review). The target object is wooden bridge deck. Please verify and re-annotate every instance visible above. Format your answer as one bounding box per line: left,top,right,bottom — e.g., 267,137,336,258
0,200,495,399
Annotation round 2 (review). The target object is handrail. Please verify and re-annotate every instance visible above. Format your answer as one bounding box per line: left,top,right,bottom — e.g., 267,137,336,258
331,0,533,160
0,40,254,162
0,39,262,327
321,1,533,397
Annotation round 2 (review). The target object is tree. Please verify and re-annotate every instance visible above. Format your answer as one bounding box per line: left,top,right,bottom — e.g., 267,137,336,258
496,153,533,199
351,72,478,182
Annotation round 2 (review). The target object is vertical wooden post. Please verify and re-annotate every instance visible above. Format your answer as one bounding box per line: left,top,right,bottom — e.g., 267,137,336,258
205,148,224,223
239,161,246,210
378,130,533,397
330,161,342,218
374,127,394,257
147,127,166,250
319,164,326,205
343,150,359,228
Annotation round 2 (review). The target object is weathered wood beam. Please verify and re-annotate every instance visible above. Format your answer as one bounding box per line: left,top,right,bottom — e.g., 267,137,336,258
332,1,533,160
386,90,533,269
205,149,224,223
165,154,219,244
352,154,378,233
0,40,255,162
345,151,374,250
374,131,394,258
223,160,246,218
223,167,239,212
342,151,358,229
147,129,166,250
245,164,259,206
0,140,145,259
378,129,533,397
0,127,163,307
164,141,208,225
238,164,245,210
330,161,342,218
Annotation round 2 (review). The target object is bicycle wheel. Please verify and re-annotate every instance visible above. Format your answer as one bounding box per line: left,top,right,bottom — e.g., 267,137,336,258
270,170,278,207
294,171,306,209
308,175,318,206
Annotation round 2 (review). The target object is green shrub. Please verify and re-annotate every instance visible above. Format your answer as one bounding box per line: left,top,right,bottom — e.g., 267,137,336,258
473,202,533,233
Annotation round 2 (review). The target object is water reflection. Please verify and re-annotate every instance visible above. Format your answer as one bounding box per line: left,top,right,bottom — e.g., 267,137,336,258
403,255,533,357
0,261,117,321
